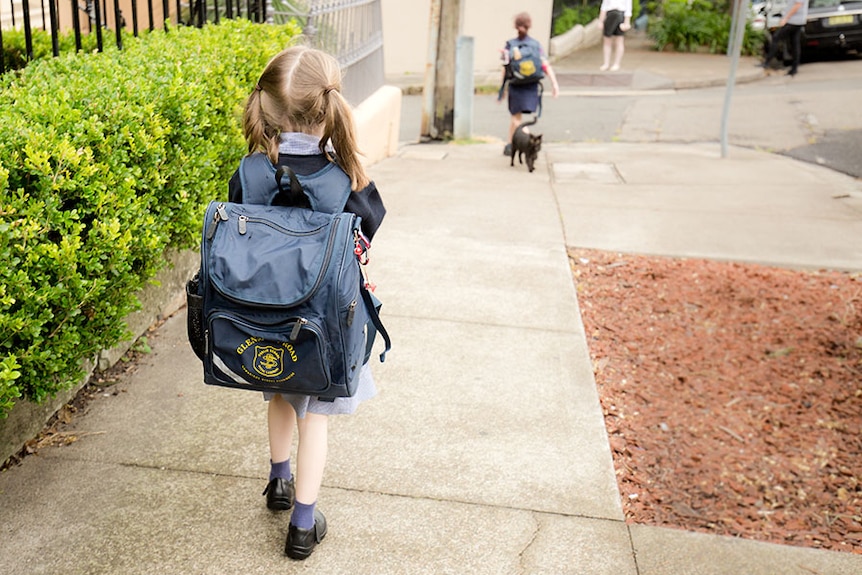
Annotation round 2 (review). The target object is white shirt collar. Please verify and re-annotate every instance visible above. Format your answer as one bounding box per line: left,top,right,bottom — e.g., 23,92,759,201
278,132,334,155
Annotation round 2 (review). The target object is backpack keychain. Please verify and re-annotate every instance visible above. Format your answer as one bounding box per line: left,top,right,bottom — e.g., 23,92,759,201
353,230,376,292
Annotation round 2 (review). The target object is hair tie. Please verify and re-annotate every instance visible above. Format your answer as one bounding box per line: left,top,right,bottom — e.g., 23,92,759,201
323,87,335,96
255,84,263,92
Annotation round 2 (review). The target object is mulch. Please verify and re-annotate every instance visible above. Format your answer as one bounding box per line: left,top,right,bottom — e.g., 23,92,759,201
568,247,862,554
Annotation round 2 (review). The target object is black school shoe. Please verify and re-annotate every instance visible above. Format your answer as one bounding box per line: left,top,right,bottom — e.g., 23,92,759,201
262,477,295,511
285,508,327,560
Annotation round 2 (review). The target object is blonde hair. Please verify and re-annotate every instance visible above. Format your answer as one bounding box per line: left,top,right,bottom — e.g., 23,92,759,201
243,46,370,191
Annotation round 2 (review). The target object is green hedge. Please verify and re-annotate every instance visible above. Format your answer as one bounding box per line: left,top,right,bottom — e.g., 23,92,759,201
648,0,764,56
553,6,602,36
1,27,100,72
0,19,301,417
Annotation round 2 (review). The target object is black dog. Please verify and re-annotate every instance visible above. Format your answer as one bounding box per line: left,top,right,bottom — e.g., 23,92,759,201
509,117,542,173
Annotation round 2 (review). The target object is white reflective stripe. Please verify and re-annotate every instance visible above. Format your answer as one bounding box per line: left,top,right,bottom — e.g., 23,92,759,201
212,354,253,385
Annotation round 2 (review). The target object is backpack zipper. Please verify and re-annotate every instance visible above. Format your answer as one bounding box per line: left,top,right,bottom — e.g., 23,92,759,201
212,213,347,309
206,203,230,240
346,300,357,327
290,318,307,341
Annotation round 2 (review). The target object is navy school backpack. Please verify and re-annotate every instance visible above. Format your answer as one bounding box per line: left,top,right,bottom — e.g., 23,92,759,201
185,153,390,400
504,37,545,85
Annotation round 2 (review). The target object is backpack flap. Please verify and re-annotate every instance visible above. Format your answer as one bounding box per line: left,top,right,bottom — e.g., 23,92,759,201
506,39,545,85
204,201,334,307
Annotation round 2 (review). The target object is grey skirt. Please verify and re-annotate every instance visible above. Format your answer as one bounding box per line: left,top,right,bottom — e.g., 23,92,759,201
263,363,377,418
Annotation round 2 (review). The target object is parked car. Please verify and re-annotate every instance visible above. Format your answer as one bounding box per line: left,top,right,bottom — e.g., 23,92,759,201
805,0,862,53
754,0,862,59
750,1,770,31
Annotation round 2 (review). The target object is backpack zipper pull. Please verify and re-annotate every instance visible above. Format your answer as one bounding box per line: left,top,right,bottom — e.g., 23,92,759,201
346,300,357,327
238,215,248,235
206,203,229,240
290,318,307,341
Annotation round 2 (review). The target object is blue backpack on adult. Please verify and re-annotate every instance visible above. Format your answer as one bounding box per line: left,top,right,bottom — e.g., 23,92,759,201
186,153,390,400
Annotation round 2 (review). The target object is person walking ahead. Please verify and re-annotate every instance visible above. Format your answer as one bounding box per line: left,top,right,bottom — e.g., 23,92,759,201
761,0,809,76
229,45,386,561
498,11,559,156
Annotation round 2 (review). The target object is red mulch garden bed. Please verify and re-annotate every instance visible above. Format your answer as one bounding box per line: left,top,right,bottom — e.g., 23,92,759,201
568,247,862,554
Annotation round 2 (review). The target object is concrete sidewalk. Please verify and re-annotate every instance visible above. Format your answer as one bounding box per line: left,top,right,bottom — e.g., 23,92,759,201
2,34,862,575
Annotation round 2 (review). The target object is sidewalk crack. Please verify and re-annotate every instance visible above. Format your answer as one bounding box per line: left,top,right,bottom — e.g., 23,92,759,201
517,512,541,574
627,523,642,575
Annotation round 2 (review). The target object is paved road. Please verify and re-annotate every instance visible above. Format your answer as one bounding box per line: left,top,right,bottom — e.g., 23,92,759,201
399,51,862,178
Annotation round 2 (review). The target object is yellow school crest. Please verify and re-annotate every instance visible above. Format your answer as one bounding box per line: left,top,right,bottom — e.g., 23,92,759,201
253,345,284,378
517,60,537,78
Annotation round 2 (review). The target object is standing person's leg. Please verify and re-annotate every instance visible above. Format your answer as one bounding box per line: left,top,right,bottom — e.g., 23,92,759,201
763,24,788,67
285,411,329,560
509,112,523,143
265,394,296,510
788,25,802,75
269,394,296,463
610,35,625,71
600,36,613,71
505,83,523,154
294,412,328,511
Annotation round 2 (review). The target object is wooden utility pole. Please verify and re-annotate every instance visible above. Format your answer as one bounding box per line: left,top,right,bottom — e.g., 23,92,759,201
420,0,461,140
420,0,441,139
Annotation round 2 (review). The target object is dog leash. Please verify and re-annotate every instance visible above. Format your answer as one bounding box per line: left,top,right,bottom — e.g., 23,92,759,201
536,82,543,119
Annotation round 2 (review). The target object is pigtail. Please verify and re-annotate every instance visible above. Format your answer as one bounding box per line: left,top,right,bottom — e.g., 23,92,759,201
321,89,370,191
243,84,280,163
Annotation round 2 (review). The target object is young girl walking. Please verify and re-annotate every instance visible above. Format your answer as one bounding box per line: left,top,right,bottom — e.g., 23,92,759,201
228,45,386,560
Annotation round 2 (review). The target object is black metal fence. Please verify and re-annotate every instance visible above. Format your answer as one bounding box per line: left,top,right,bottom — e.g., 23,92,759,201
1,0,384,104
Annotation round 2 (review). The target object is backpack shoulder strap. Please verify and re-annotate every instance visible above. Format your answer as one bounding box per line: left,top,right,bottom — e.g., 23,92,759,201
239,153,352,214
294,163,353,214
238,153,280,205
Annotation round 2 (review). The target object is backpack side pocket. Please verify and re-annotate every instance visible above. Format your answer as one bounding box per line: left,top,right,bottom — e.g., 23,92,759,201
186,271,206,361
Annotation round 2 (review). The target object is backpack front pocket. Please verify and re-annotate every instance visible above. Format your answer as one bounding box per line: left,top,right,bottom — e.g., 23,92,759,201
207,312,331,395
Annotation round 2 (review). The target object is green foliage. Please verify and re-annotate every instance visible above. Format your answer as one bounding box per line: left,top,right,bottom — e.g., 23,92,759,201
0,19,300,417
1,27,101,72
553,6,602,36
0,355,22,415
648,0,764,55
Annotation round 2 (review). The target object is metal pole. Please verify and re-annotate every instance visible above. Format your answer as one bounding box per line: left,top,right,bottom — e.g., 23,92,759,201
720,0,748,158
454,35,473,140
49,0,59,56
71,0,82,50
22,0,34,60
727,0,738,57
114,0,123,49
94,0,103,52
